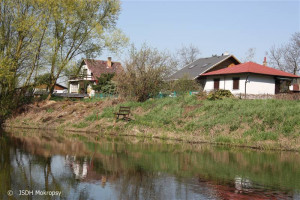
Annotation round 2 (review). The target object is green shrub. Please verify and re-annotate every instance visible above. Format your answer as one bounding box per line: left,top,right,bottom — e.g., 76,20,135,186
207,90,234,100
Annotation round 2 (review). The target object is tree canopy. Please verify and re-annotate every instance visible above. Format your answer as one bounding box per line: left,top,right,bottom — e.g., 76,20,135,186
0,0,128,122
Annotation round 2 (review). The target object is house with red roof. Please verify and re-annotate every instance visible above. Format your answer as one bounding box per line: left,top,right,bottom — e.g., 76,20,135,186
200,59,300,96
68,57,122,95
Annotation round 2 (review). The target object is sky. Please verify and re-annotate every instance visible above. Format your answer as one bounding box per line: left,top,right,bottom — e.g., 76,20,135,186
99,0,300,65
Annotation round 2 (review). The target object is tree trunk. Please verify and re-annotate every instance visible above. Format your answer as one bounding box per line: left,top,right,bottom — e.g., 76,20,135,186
46,81,56,100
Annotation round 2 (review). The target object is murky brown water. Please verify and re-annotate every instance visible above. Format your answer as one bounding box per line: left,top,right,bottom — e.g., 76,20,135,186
1,129,300,200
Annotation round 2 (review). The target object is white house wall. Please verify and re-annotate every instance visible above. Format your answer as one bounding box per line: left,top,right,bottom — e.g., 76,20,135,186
203,74,275,95
81,65,93,80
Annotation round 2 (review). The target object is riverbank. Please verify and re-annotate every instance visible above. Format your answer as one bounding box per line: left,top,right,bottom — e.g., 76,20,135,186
3,95,300,151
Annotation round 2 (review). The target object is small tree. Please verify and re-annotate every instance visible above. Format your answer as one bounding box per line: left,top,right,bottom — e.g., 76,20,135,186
114,44,175,102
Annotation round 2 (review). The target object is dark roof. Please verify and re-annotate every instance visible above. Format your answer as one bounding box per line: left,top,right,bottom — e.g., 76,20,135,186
35,83,67,89
168,55,240,80
201,62,300,78
55,83,68,89
83,59,123,79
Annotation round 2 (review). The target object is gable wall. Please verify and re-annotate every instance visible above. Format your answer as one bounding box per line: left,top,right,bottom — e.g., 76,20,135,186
206,57,240,73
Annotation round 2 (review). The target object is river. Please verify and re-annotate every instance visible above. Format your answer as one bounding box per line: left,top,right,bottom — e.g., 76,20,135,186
1,129,300,200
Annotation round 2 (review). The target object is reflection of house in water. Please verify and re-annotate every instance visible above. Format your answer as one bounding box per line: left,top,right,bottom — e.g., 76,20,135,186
66,156,88,180
65,155,108,188
234,176,253,193
198,176,293,200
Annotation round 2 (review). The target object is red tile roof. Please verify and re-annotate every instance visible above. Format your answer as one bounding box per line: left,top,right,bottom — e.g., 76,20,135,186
201,62,300,78
83,59,123,80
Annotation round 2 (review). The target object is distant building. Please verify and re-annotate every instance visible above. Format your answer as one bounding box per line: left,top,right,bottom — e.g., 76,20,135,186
168,54,241,88
68,57,122,95
34,83,68,95
200,61,300,95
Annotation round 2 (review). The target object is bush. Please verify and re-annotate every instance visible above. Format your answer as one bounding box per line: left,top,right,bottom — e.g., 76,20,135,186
92,73,116,95
163,76,202,94
114,44,175,102
207,90,234,100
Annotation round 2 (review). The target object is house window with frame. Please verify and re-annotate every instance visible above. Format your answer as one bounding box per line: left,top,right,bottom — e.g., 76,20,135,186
214,78,220,90
232,77,240,90
233,77,240,90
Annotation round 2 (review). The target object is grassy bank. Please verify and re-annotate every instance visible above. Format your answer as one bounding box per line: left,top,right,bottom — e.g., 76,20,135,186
4,95,300,151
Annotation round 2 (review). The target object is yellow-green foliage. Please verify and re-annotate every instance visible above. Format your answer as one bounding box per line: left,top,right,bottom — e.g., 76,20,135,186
0,0,128,122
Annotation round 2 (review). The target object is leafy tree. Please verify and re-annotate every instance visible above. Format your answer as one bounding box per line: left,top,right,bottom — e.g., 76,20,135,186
0,0,128,123
0,0,48,122
34,73,51,86
92,73,116,94
45,0,128,99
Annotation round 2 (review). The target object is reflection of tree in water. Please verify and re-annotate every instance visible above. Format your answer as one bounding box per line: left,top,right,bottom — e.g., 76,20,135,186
0,133,90,199
2,129,300,200
0,133,12,198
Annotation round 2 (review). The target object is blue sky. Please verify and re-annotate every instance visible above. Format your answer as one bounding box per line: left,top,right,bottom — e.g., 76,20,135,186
101,0,300,65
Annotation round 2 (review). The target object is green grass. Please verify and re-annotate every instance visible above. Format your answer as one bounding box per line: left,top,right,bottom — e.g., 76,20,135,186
95,95,300,147
72,122,89,128
85,112,99,122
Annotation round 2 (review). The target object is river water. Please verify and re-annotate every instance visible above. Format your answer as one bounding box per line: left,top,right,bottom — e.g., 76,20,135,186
0,129,300,200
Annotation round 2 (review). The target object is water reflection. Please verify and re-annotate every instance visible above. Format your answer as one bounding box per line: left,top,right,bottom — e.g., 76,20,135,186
1,129,300,199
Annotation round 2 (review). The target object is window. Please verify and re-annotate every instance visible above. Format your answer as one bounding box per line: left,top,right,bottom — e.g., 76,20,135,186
83,69,88,76
233,77,240,90
214,78,220,90
70,83,79,93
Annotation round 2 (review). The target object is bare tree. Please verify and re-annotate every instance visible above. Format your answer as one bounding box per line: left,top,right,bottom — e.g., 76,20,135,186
176,44,201,68
243,48,256,62
114,44,175,102
269,45,285,70
284,32,300,74
268,32,300,75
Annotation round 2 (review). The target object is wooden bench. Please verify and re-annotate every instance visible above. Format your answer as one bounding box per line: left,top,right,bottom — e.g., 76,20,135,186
114,106,131,121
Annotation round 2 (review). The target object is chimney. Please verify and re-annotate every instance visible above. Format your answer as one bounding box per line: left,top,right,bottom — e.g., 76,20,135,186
263,57,267,66
107,57,112,68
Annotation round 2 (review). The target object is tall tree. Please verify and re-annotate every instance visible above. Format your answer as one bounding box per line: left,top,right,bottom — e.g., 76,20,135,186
268,32,300,75
45,0,128,99
284,32,300,75
269,45,284,70
176,44,201,69
0,0,128,123
0,0,49,121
